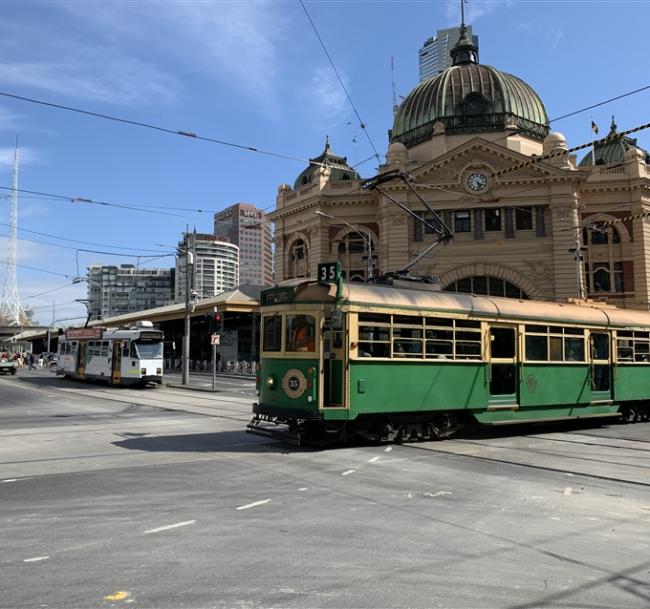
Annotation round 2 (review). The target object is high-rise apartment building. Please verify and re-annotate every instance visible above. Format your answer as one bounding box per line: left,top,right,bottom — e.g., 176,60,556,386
175,232,239,302
86,264,174,319
418,26,478,80
214,203,273,286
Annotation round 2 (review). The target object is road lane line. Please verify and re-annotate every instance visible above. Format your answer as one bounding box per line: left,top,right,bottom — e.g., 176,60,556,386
236,499,271,510
1,478,18,483
341,469,355,476
24,556,49,562
384,446,392,452
368,456,379,463
298,487,308,491
564,487,573,495
144,520,196,534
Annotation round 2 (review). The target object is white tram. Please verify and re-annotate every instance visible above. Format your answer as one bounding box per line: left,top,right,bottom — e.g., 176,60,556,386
57,321,163,386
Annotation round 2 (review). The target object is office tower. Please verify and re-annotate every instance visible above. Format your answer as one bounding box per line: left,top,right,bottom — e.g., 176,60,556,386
419,26,478,80
214,203,273,286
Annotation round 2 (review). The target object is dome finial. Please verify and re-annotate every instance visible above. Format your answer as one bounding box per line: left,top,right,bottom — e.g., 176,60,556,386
610,116,618,134
324,135,331,153
451,4,478,66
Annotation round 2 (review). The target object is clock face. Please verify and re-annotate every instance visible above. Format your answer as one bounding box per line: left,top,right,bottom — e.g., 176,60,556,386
467,172,488,192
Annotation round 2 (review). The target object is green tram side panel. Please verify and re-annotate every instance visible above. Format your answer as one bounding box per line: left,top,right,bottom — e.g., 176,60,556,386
348,361,487,415
258,358,319,414
519,364,591,407
614,365,650,401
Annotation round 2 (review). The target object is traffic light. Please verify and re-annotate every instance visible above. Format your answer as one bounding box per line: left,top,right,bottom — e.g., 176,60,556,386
213,312,222,333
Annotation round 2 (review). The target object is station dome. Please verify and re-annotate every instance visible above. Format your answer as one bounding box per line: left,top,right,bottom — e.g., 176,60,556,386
579,117,650,166
293,138,360,189
391,26,549,148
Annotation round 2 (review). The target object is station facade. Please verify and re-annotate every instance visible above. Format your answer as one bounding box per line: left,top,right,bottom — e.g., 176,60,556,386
270,27,650,310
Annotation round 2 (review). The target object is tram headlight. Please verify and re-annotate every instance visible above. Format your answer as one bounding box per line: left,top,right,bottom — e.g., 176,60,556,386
266,375,276,390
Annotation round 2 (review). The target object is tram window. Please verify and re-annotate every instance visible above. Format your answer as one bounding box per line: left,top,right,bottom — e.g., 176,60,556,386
565,338,584,361
130,343,138,358
262,315,282,352
359,312,390,324
490,328,515,358
426,317,453,327
426,328,453,341
286,314,316,352
549,336,563,361
564,327,584,336
393,326,423,339
525,335,547,360
425,340,453,357
122,342,130,356
393,314,422,325
393,339,422,358
635,342,650,362
359,326,389,342
617,340,633,361
358,342,389,357
456,319,480,328
618,330,633,337
525,324,547,333
100,341,109,356
591,334,610,360
456,341,481,359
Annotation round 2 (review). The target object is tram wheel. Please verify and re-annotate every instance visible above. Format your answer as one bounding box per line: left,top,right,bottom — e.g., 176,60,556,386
621,406,639,423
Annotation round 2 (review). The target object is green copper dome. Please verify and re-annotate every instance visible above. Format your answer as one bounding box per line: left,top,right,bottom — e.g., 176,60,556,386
579,117,650,166
294,138,360,189
391,26,549,148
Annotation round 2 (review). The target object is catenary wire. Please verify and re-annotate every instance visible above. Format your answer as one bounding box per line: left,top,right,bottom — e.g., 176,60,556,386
299,0,382,165
0,90,335,171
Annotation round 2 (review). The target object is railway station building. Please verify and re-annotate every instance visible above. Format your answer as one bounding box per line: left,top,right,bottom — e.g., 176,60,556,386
270,26,650,310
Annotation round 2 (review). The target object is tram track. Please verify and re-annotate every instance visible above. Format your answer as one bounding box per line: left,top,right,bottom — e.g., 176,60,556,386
402,434,650,488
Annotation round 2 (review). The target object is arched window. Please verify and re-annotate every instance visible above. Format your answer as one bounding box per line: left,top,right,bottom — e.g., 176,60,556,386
463,92,487,116
335,231,375,282
443,276,528,299
288,238,308,278
583,222,625,295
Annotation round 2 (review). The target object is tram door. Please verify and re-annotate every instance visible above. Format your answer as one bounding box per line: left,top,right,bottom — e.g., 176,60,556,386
112,340,122,385
590,332,612,402
77,342,86,378
322,312,347,408
488,325,518,408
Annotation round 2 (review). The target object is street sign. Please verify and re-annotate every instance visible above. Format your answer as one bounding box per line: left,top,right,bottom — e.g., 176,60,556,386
211,333,220,346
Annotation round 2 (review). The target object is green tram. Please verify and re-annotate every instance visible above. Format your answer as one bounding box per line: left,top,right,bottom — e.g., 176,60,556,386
250,267,650,444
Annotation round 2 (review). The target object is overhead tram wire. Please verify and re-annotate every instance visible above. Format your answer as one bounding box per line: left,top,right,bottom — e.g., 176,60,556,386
0,90,338,173
0,260,74,279
299,0,382,165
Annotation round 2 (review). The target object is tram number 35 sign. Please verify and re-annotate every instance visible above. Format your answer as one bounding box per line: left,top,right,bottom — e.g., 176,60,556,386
318,262,341,283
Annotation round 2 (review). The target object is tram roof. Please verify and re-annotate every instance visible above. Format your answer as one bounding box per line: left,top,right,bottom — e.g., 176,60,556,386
296,282,650,329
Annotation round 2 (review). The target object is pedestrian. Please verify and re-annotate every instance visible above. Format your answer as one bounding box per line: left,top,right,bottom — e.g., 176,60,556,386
28,353,35,370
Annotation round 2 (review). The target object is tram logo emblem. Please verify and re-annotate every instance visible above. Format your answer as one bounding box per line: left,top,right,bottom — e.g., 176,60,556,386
526,375,538,393
282,368,307,399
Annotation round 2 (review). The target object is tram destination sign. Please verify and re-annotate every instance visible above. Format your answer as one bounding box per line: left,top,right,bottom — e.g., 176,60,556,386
261,288,294,306
65,327,103,340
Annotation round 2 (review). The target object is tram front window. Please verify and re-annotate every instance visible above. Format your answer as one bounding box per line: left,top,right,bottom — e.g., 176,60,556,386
133,341,163,359
286,314,316,352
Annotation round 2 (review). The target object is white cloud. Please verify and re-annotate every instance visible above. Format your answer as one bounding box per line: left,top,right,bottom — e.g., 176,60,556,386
57,1,287,114
304,67,350,128
0,147,39,168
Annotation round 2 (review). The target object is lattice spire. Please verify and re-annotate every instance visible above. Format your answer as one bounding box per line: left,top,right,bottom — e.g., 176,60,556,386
0,141,26,325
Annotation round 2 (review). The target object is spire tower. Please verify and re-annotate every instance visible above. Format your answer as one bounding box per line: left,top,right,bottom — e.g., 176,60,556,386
0,141,26,325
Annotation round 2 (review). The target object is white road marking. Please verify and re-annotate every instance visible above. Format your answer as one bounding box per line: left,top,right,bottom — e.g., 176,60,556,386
384,446,392,452
1,479,18,483
367,456,379,463
144,520,196,534
564,487,573,496
341,469,355,476
424,491,452,498
236,499,271,511
24,556,49,563
565,472,574,477
298,487,308,491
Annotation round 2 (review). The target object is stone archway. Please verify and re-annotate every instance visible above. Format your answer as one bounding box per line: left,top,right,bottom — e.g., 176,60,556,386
439,263,545,300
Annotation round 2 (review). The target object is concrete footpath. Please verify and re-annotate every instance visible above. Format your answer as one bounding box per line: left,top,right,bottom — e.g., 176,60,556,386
164,370,255,392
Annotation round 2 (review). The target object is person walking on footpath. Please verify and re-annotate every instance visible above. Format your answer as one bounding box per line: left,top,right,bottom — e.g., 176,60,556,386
28,353,35,370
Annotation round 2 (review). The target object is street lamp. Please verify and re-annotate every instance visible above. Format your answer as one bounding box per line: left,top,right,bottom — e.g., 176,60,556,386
314,211,374,281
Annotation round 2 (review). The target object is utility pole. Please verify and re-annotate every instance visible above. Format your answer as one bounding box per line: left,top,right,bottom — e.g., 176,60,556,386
182,230,194,386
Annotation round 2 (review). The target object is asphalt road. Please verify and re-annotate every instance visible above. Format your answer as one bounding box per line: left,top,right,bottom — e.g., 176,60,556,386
1,369,649,609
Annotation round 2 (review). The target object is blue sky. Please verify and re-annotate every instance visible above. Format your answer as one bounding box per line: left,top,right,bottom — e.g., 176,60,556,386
1,0,649,326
